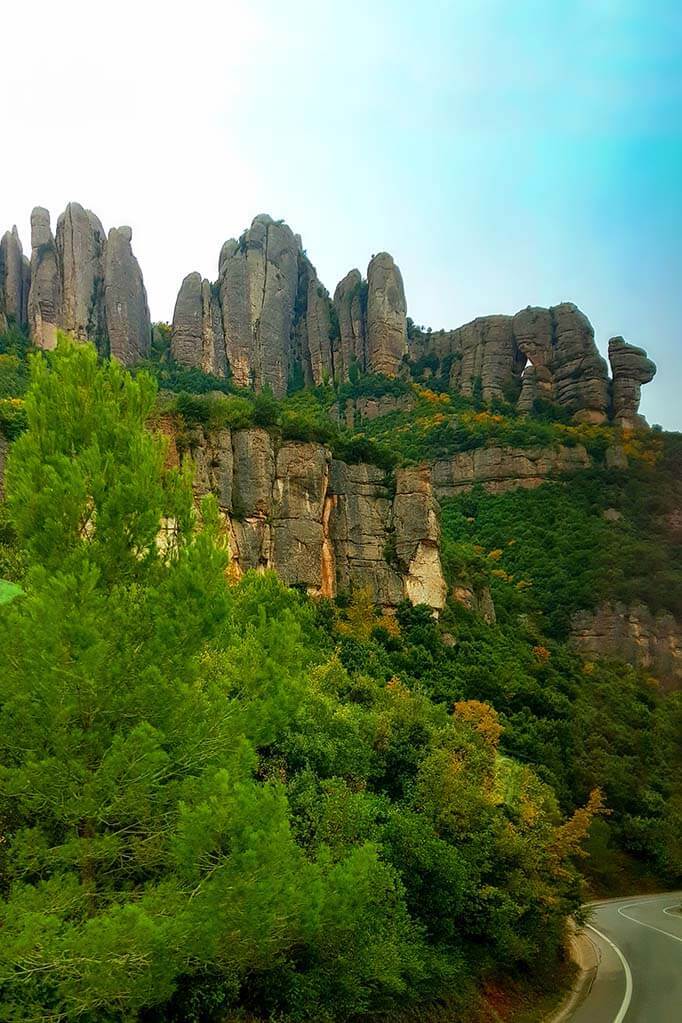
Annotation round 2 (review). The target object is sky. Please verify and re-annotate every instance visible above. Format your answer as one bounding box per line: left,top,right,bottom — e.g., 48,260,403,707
2,0,681,428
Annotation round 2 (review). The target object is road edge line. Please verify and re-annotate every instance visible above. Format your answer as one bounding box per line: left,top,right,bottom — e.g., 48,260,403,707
585,924,633,1023
542,926,599,1023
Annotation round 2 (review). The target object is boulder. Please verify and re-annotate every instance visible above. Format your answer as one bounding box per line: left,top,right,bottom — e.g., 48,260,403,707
366,252,407,376
55,202,106,347
104,226,151,363
27,207,62,349
608,336,656,429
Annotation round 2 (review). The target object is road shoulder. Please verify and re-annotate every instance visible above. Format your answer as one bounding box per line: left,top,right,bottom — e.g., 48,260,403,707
543,926,599,1023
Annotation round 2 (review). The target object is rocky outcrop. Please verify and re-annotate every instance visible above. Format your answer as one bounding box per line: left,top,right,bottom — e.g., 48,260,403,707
103,226,151,363
177,423,446,610
393,466,447,609
452,584,497,624
571,603,682,691
3,204,151,364
0,227,28,330
171,273,226,376
27,207,62,350
450,316,525,402
608,337,656,429
366,253,408,376
409,303,615,424
431,444,592,498
55,203,106,347
218,216,299,395
333,269,366,377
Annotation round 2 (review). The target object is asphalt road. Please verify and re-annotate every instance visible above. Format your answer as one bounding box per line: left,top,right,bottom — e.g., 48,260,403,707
570,892,682,1022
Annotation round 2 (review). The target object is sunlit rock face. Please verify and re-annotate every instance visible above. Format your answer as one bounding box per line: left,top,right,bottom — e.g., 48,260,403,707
170,424,446,611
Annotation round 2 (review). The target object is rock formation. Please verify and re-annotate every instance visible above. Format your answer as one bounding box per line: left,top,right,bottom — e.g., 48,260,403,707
172,422,446,611
571,603,682,691
2,205,657,424
55,202,106,347
1,204,151,363
171,272,226,376
103,226,151,363
333,269,366,377
365,253,408,376
608,337,656,429
27,207,62,350
431,444,593,499
0,227,28,330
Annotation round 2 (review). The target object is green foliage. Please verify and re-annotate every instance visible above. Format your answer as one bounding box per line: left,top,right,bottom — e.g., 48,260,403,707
0,338,599,1021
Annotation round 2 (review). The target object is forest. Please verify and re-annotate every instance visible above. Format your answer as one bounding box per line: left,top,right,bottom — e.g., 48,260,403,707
0,328,680,1022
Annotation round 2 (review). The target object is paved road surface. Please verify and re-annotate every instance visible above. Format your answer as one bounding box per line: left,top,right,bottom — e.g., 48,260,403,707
570,892,682,1022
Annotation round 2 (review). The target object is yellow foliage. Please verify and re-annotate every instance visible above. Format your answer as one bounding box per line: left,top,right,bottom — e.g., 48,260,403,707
487,549,503,561
336,587,379,642
533,645,551,662
454,700,503,748
550,788,608,872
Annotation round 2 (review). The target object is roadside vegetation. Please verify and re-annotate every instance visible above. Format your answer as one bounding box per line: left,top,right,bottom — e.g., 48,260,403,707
0,326,679,1021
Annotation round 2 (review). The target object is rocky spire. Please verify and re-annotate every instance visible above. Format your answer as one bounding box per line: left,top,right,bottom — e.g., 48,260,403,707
0,226,28,330
27,207,62,349
608,337,656,429
103,226,151,363
366,252,407,376
171,272,225,376
55,202,106,348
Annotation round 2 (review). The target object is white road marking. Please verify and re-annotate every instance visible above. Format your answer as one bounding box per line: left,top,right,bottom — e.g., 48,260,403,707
662,904,681,919
586,923,633,1023
617,900,682,943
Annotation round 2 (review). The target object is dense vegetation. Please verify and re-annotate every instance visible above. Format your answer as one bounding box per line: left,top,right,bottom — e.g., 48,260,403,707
0,326,680,1022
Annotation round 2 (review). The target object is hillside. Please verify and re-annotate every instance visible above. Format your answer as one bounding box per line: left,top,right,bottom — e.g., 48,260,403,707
0,206,680,1023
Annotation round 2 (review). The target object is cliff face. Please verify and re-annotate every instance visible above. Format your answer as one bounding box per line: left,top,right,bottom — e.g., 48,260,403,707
571,603,682,692
431,444,593,498
172,423,447,611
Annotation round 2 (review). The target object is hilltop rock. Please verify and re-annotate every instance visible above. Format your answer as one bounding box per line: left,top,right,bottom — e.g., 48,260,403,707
512,304,610,423
366,252,407,376
171,272,226,375
333,269,366,377
608,337,656,429
56,202,107,348
0,226,27,329
27,207,62,349
449,315,525,402
103,226,151,363
219,215,299,396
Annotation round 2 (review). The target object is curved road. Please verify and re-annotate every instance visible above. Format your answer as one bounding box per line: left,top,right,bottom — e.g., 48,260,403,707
570,892,682,1022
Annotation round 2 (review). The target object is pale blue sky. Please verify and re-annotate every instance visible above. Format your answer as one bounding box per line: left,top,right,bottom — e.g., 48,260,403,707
3,1,681,426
